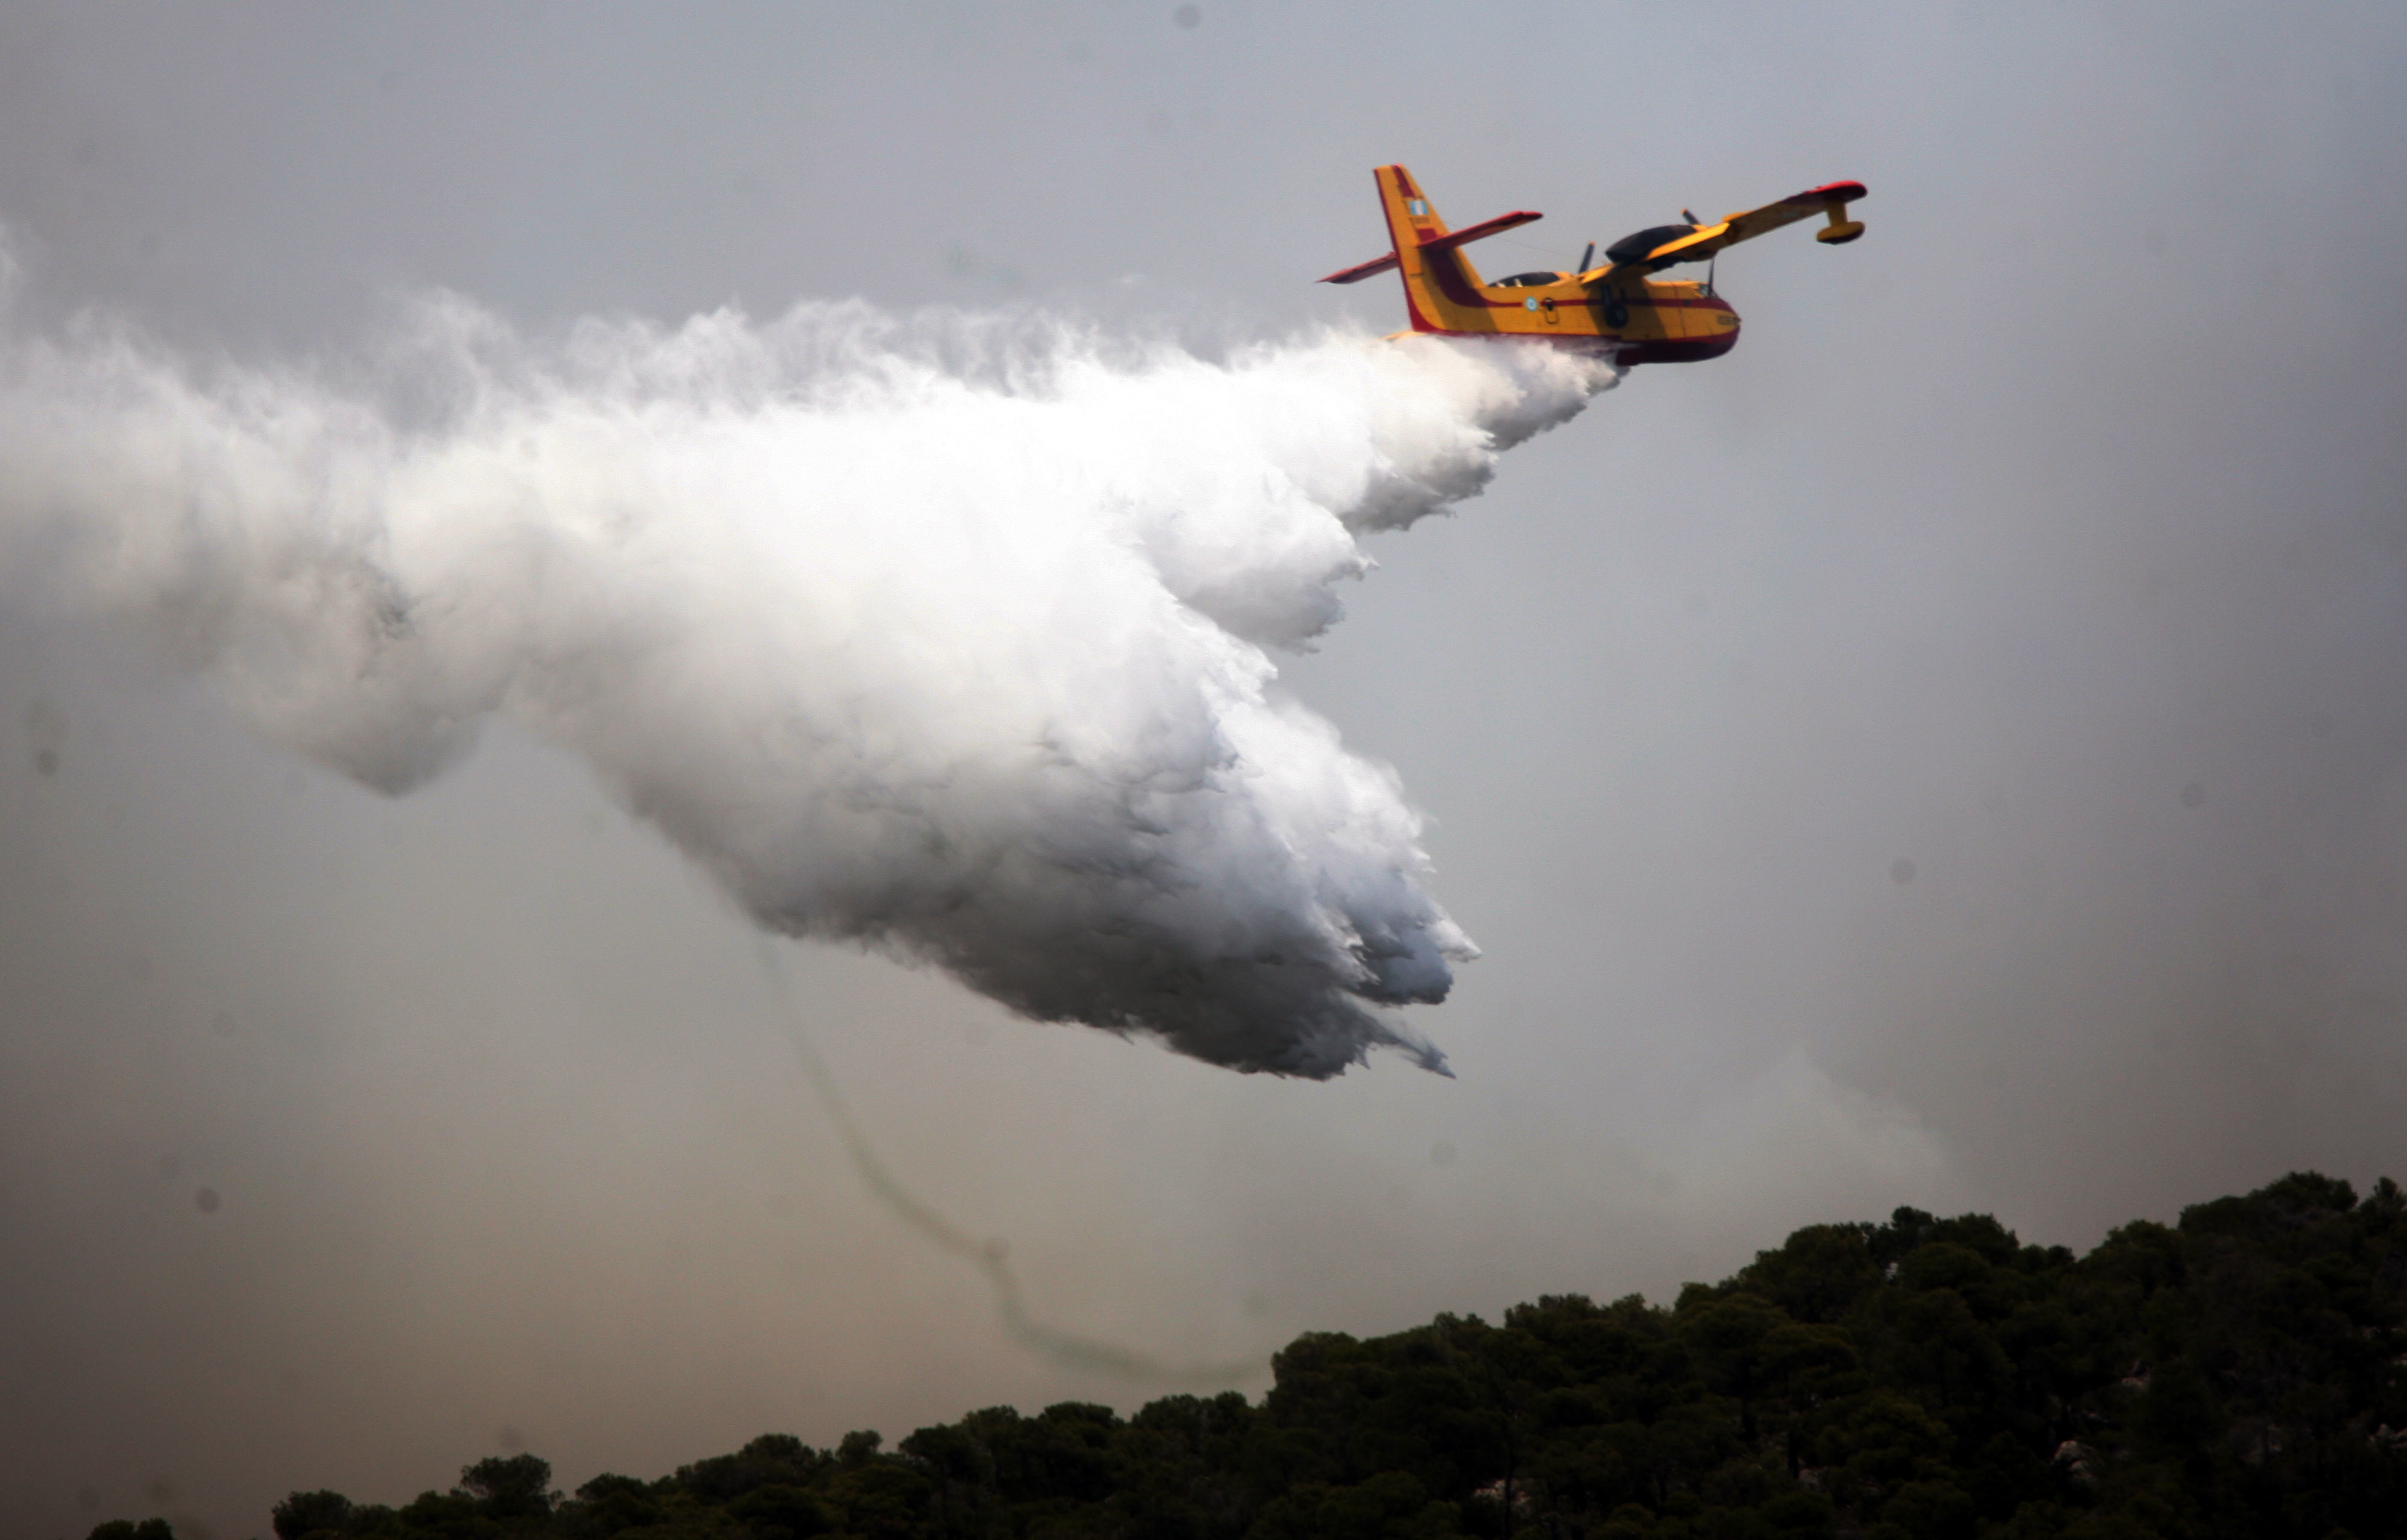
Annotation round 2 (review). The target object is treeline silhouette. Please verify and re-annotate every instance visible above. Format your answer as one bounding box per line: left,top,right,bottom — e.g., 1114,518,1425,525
91,1171,2407,1539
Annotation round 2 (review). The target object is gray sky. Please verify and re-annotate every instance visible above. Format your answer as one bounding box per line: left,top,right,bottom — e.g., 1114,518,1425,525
4,4,2406,1536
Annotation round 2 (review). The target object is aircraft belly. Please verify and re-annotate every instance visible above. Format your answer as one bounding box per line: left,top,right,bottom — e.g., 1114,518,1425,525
1615,330,1740,365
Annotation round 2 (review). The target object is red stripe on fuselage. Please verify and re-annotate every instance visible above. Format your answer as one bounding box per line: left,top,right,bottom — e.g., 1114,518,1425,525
1421,250,1505,309
1421,255,1736,319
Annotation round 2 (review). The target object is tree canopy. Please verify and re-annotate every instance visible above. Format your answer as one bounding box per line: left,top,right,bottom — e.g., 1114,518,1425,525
98,1170,2407,1540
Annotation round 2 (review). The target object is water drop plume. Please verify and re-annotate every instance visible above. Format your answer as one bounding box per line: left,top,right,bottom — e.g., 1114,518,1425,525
756,937,1261,1383
0,282,1617,1075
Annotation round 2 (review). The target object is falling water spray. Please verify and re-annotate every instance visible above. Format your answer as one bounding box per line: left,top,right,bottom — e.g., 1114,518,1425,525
0,279,1617,1076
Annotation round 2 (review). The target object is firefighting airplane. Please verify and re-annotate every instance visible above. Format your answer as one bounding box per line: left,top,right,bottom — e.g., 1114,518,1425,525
1318,165,1865,364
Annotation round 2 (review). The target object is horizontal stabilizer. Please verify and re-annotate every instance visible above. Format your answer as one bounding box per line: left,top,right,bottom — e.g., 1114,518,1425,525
1418,210,1542,253
1318,252,1402,285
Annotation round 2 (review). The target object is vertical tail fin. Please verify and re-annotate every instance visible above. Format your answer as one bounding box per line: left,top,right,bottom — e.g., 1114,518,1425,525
1319,166,1532,334
1377,165,1450,252
1375,165,1492,333
1316,165,1436,288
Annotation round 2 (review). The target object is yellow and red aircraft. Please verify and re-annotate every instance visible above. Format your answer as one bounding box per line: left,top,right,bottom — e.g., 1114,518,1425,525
1319,165,1865,364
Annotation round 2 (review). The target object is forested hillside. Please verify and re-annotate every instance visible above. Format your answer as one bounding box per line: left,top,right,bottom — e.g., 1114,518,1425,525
92,1171,2407,1540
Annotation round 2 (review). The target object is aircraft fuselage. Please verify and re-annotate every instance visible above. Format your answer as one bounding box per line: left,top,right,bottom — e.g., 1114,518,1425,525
1406,265,1742,364
1320,165,1864,367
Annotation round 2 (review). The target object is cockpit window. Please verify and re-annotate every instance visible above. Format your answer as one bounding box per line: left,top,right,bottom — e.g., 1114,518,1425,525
1603,224,1700,267
1492,271,1566,289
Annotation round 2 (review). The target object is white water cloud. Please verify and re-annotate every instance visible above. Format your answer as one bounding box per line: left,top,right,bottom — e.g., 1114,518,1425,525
0,292,1615,1076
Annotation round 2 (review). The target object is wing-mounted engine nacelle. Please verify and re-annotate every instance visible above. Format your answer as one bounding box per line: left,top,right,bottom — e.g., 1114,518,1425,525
1605,223,1702,268
1816,201,1865,245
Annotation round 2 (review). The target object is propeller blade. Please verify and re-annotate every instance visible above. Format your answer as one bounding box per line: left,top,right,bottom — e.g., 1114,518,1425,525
1682,208,1701,227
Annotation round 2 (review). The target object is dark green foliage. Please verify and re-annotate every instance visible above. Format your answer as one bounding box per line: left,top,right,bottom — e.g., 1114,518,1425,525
459,1455,559,1520
676,1434,828,1505
95,1171,2407,1540
274,1489,357,1538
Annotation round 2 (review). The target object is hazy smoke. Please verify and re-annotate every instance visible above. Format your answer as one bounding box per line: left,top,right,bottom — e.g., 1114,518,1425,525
0,285,1615,1075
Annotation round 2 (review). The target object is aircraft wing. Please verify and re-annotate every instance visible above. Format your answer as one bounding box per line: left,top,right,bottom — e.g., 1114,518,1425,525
1624,181,1867,268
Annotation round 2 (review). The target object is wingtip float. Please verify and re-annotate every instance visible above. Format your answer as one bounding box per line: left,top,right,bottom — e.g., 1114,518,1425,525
1319,165,1866,366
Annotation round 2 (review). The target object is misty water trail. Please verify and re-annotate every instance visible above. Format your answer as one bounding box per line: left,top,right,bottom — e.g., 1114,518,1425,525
755,937,1264,1384
0,283,1617,1074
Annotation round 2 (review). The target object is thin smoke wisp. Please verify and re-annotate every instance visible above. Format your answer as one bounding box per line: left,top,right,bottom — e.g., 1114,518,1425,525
0,283,1617,1075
